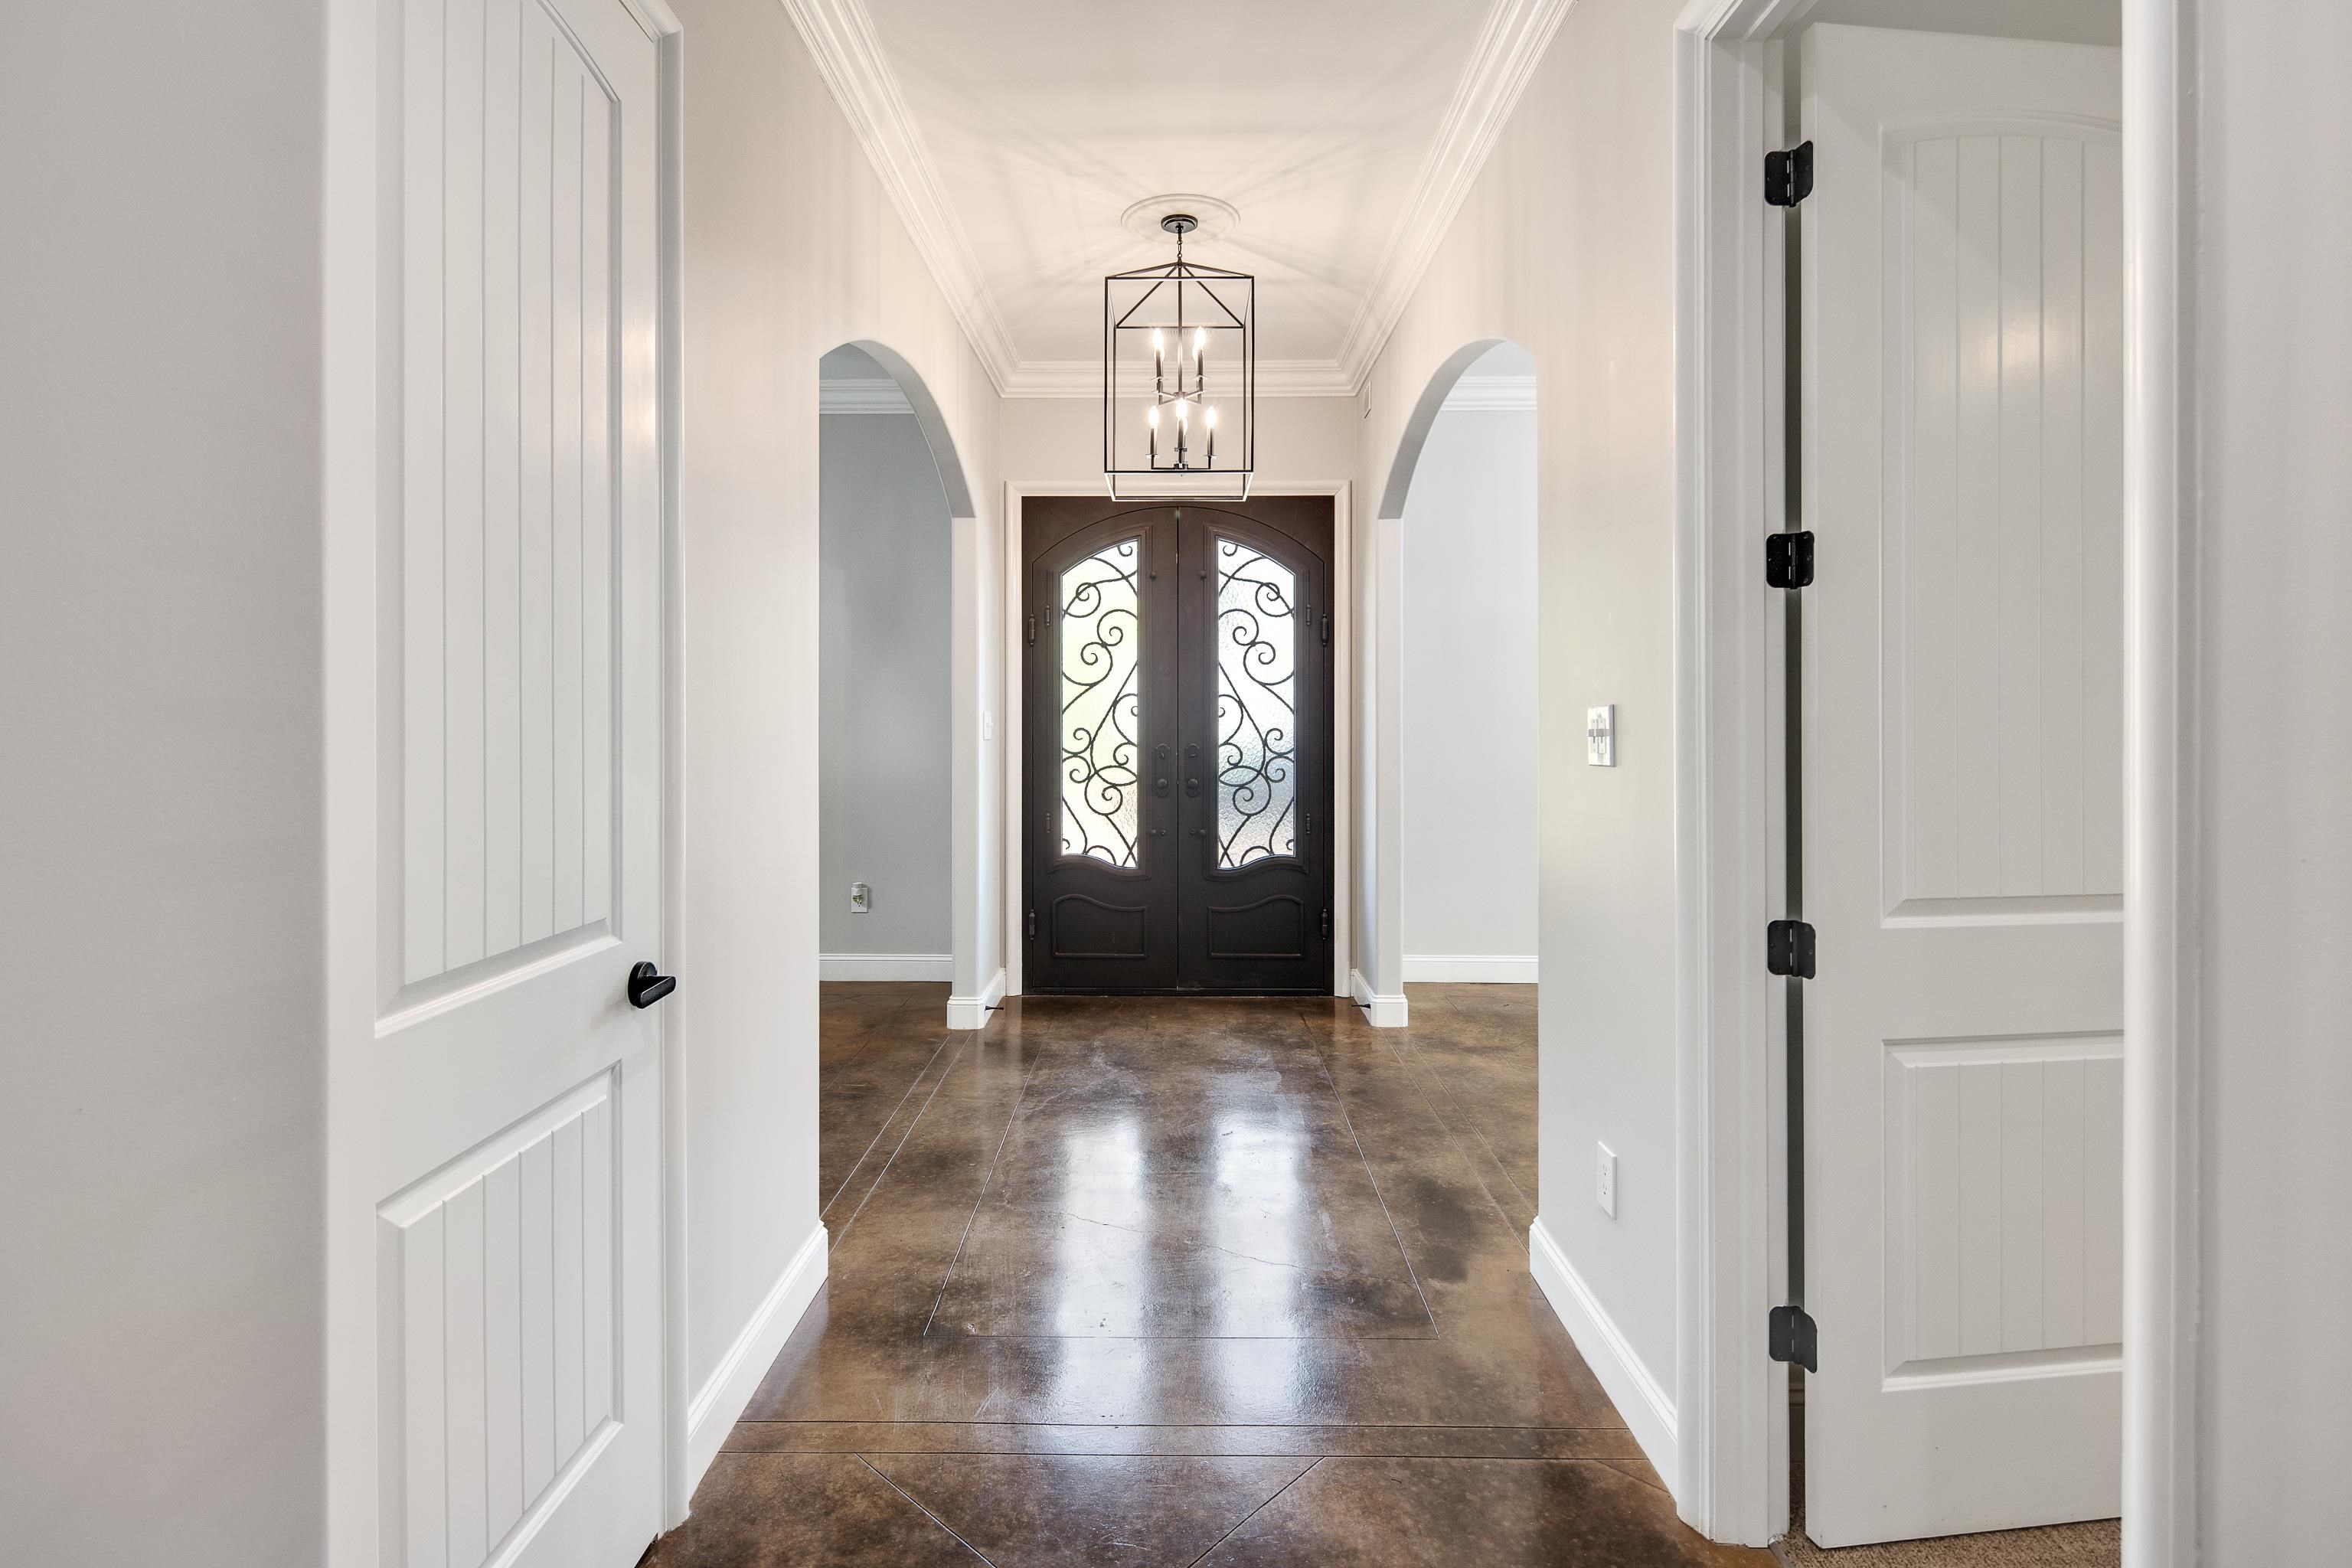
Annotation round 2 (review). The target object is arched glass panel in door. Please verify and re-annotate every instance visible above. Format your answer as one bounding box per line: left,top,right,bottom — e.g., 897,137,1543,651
1058,538,1142,866
1214,536,1297,867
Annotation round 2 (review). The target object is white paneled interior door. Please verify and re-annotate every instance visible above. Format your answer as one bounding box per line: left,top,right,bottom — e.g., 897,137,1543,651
1798,24,2123,1547
361,1,665,1563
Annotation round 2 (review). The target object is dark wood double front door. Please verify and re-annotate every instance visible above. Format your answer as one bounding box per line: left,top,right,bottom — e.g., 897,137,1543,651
1024,495,1334,993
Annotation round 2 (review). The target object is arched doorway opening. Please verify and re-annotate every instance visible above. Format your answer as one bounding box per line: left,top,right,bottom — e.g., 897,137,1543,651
812,340,987,1226
1363,338,1540,1026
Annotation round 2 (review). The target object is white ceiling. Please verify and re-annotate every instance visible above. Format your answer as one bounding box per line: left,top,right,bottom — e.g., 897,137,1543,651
784,0,1573,394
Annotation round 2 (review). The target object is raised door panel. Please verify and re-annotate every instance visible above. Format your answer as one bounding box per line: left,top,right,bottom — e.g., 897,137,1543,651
392,0,622,1006
379,1074,619,1568
1882,123,2124,920
1882,1034,2123,1375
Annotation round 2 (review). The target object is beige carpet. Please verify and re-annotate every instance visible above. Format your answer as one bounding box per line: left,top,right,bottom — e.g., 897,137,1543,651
1778,1402,2119,1566
1774,1517,2119,1566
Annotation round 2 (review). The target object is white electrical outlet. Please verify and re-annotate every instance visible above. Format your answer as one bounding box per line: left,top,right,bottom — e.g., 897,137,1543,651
1596,1142,1618,1218
848,881,871,913
1586,705,1615,767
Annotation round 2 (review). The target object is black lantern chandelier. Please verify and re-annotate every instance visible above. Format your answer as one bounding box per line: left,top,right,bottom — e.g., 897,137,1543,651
1102,214,1256,500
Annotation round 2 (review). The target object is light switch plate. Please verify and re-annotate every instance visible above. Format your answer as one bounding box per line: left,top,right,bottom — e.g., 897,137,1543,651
848,881,871,913
1596,1142,1618,1218
1586,705,1615,767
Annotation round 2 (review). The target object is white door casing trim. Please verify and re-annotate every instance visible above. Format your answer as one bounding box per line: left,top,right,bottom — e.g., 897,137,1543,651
998,482,1354,1004
2120,0,2197,1560
1670,0,1787,1542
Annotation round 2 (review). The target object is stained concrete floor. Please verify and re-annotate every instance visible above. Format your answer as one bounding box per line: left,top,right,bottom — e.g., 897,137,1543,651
652,983,1769,1566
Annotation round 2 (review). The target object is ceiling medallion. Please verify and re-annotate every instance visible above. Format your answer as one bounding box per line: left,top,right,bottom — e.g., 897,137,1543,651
1102,213,1255,501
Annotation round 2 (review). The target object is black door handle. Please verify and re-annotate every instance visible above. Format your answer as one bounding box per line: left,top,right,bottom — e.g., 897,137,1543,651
628,961,676,1008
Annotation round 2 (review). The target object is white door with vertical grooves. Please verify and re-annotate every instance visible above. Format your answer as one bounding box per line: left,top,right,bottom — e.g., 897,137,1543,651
354,1,664,1563
1799,23,2123,1547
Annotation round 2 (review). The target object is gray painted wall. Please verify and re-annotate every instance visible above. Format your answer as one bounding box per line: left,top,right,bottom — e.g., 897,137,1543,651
819,348,954,960
1400,401,1540,971
0,3,326,1563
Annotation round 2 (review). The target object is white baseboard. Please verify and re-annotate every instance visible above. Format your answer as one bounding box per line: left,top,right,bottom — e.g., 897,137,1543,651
1402,954,1539,984
685,1221,828,1491
818,952,953,982
1528,1216,1679,1496
1348,967,1409,1028
945,965,1005,1031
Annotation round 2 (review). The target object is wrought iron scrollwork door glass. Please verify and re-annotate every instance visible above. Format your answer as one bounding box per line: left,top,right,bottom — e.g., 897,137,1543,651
1058,539,1142,866
1214,537,1297,866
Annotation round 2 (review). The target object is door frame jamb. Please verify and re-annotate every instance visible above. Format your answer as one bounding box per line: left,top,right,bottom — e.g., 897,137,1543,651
1674,0,2198,1554
1672,0,1792,1543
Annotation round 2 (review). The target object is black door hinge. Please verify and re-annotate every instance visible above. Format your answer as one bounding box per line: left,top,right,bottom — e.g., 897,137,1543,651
1027,908,1036,939
1766,141,1813,207
1027,611,1037,646
1766,919,1816,978
1766,530,1815,589
1769,1304,1818,1370
1321,906,1331,939
1321,612,1331,645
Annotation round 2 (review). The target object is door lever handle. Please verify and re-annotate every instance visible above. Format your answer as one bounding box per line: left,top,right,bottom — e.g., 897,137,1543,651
628,961,676,1008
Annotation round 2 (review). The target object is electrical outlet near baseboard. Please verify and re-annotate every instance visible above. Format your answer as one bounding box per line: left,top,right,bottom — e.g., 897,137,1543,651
1596,1142,1618,1219
848,881,871,913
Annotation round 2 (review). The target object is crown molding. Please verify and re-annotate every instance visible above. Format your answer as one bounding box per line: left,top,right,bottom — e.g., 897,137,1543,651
818,376,915,413
995,359,1361,400
1442,374,1537,412
777,0,1573,400
774,0,1024,390
1327,0,1576,387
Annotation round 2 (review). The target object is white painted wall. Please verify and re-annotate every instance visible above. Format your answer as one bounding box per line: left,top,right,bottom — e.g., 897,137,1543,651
0,5,326,1564
1400,396,1540,982
2141,0,2352,1557
820,353,953,969
1357,0,1688,1487
670,0,1001,1478
995,394,1363,488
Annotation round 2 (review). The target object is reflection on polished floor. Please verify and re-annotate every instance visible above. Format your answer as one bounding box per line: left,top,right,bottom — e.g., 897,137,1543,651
653,984,1766,1566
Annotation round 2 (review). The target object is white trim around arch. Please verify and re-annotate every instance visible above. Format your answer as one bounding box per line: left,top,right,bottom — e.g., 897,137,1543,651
998,480,1355,1005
